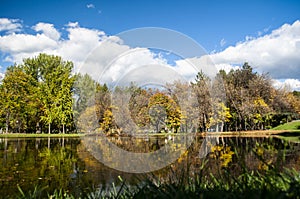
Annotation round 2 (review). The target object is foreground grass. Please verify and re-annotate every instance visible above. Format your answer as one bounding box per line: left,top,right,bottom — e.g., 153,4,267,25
15,168,300,199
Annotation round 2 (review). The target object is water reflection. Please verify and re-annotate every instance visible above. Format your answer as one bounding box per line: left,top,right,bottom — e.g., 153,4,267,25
0,135,299,197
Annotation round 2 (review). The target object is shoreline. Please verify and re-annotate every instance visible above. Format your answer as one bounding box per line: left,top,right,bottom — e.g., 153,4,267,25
0,130,299,138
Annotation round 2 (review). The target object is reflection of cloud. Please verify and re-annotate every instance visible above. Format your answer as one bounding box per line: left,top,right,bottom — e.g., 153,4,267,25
86,4,95,9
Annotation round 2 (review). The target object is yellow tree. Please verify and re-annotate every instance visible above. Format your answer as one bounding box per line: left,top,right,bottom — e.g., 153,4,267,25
148,92,182,133
209,102,232,132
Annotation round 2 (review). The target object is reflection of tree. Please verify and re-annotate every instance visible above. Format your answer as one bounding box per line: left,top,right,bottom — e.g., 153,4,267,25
38,146,77,189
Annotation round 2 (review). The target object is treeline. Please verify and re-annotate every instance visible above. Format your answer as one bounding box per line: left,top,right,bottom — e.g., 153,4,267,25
0,54,75,134
0,54,299,134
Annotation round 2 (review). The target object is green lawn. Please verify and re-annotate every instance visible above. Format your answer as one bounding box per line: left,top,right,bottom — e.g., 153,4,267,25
272,120,300,130
0,133,84,138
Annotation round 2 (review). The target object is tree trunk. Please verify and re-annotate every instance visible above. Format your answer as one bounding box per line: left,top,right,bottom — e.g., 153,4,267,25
48,123,51,134
62,124,65,134
5,124,8,134
220,121,224,132
6,112,9,134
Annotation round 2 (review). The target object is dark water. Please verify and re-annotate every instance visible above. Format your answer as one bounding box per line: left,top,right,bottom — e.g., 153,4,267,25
0,135,300,197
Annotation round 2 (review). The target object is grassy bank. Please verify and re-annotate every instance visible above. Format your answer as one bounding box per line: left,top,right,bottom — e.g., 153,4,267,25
0,133,84,138
272,120,300,130
2,129,300,139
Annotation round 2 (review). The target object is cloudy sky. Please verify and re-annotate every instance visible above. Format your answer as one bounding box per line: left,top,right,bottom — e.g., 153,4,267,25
0,0,300,90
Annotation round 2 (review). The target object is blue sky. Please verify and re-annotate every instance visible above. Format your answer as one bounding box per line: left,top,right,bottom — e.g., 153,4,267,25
0,0,300,89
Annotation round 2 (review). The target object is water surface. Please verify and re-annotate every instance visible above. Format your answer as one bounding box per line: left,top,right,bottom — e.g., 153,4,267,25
0,135,299,197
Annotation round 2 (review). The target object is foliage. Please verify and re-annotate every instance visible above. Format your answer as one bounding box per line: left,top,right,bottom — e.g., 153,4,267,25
148,92,182,133
1,54,300,134
0,54,75,134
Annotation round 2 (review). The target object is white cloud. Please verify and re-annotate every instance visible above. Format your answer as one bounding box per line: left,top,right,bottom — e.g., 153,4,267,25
33,22,60,41
0,18,22,33
220,38,226,47
273,79,300,91
0,20,182,86
67,22,79,28
210,20,300,80
174,56,217,83
0,65,4,83
0,33,57,55
0,21,107,69
215,63,240,73
87,4,95,9
1,19,299,91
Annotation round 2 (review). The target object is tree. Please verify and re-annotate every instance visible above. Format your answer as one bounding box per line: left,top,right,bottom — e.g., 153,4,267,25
73,73,97,116
0,66,36,133
148,92,182,133
23,54,74,134
192,71,212,132
128,85,151,127
210,102,232,132
166,81,199,133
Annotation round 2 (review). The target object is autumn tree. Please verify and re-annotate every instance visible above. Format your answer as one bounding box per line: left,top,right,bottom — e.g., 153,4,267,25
148,92,182,133
166,81,199,133
128,85,151,127
192,71,212,132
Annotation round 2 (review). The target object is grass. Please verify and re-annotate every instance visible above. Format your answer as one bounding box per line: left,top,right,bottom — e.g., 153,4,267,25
0,133,84,138
14,167,300,199
272,120,300,130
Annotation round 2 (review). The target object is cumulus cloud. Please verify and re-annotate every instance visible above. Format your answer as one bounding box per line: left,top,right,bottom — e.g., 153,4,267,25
0,20,184,86
0,21,107,70
32,22,60,41
174,56,217,82
273,79,300,91
0,18,22,33
208,20,300,90
210,20,300,80
1,19,299,91
0,33,57,55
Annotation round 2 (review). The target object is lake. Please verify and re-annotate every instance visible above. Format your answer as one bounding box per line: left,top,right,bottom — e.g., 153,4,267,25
0,134,300,198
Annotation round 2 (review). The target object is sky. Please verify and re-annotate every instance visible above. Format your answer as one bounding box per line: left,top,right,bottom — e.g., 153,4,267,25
0,0,300,90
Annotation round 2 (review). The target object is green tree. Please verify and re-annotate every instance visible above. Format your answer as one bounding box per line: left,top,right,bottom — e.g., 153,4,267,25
73,73,97,116
23,54,74,134
0,66,36,133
